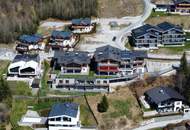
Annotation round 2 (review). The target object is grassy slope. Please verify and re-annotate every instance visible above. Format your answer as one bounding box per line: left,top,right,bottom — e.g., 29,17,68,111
10,99,34,130
87,87,142,130
11,96,96,128
151,42,190,54
40,60,50,96
97,0,144,17
146,11,190,54
8,81,32,96
0,60,10,76
146,11,190,29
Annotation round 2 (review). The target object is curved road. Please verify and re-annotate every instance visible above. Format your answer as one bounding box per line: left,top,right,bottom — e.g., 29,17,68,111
115,0,155,49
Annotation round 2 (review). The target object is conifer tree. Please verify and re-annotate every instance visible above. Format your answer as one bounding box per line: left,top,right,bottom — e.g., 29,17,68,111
0,77,11,101
97,95,109,113
180,52,189,77
183,75,190,102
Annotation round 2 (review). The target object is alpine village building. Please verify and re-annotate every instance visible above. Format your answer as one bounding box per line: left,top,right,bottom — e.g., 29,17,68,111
173,0,190,14
49,31,79,50
154,0,190,14
144,86,188,113
69,18,96,34
53,45,147,76
49,45,147,92
16,34,45,53
53,51,91,75
94,45,147,76
8,54,41,77
131,22,185,49
48,103,80,130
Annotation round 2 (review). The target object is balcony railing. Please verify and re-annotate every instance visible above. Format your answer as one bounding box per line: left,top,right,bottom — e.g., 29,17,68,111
98,63,118,67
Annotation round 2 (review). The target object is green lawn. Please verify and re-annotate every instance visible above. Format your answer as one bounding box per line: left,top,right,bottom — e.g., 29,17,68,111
8,81,32,96
0,60,10,76
10,95,97,128
109,99,132,118
149,11,178,19
151,41,190,54
40,60,50,96
186,32,190,39
80,104,96,126
74,96,97,126
10,99,35,129
150,128,163,130
48,90,100,96
58,72,115,79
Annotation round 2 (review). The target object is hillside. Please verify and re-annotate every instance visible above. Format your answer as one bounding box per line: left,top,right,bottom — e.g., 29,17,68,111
0,0,97,43
97,0,144,18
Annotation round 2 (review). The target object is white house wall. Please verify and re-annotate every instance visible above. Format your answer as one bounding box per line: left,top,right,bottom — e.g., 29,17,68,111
48,107,80,130
73,26,93,33
8,60,41,77
8,61,26,74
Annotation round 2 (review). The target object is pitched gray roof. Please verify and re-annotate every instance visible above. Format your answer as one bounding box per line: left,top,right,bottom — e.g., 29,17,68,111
120,50,147,60
51,31,73,39
13,54,40,63
173,0,190,4
54,51,91,65
49,103,79,118
157,22,182,32
94,45,122,62
145,86,185,105
132,24,161,38
132,22,183,38
19,34,42,44
94,45,147,62
131,50,148,58
72,18,91,26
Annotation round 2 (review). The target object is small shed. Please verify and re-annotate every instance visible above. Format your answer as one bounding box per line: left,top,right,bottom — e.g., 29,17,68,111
109,21,119,28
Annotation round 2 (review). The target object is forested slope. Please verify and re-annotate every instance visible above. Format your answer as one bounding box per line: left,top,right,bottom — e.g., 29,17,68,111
0,0,97,43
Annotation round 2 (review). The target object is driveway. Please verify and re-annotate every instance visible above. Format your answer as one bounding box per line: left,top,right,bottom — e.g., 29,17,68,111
0,48,16,60
133,113,190,130
79,0,154,52
115,0,155,49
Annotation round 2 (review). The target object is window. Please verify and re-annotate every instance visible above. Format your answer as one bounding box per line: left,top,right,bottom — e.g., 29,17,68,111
103,80,107,84
65,80,69,84
75,70,81,73
59,80,63,84
63,117,71,122
50,118,55,121
56,117,61,121
97,80,100,84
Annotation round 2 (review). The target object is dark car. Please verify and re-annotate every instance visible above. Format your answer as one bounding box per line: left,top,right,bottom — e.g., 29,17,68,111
112,36,116,41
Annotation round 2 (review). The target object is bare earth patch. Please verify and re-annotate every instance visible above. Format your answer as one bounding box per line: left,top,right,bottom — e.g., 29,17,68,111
0,43,15,50
97,0,144,18
86,87,142,130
